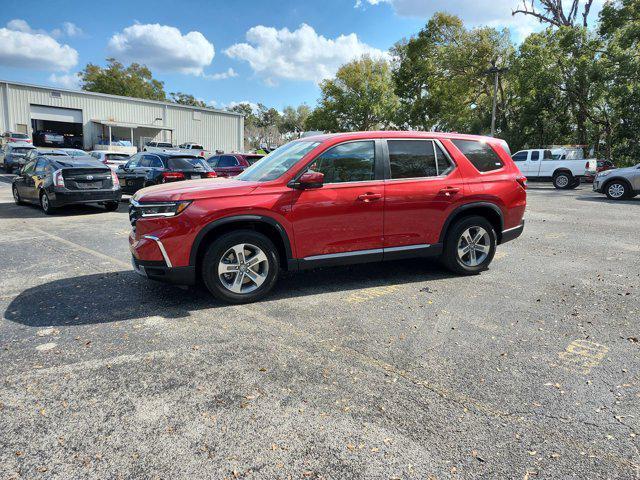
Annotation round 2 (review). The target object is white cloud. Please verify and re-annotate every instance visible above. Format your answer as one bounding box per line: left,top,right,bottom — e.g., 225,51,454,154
203,67,238,80
48,72,81,89
108,23,215,75
225,23,387,85
62,22,83,37
0,20,78,71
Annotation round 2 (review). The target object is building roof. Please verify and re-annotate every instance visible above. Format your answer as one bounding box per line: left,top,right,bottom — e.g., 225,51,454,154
0,79,244,118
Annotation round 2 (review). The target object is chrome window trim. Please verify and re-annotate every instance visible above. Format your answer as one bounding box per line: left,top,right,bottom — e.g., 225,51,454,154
143,235,172,267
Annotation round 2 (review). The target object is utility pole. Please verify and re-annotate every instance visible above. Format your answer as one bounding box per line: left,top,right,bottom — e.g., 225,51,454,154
484,64,509,137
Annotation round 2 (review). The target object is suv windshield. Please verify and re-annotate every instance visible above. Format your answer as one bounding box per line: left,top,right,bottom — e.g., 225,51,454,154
237,141,320,182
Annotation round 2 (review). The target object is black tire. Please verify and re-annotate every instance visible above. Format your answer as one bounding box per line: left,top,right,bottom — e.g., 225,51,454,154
40,191,55,215
12,185,23,205
553,172,574,189
604,180,631,200
104,201,119,212
441,215,497,275
201,230,280,304
567,178,580,189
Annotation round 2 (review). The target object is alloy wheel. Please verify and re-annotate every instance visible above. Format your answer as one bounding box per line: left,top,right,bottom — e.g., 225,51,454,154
555,175,569,188
12,186,19,203
607,183,625,199
457,226,490,267
41,193,49,212
218,243,269,294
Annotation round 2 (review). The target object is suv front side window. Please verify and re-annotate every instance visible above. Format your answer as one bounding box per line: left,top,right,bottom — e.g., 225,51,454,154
307,141,375,183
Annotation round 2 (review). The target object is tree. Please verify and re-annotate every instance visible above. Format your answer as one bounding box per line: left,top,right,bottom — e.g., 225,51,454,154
392,13,513,135
598,0,640,165
170,92,207,107
513,0,595,28
307,55,399,132
280,104,311,133
79,58,166,100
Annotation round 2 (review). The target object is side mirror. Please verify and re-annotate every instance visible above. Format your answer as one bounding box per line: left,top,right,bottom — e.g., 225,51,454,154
296,171,324,189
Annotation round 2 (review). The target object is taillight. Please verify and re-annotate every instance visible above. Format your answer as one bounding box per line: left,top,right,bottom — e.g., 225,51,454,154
161,171,185,182
585,161,589,169
204,171,217,178
111,170,120,189
516,175,527,190
199,151,205,157
53,169,65,188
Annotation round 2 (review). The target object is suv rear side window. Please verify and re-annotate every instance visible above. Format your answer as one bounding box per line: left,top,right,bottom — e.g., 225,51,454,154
452,140,504,172
308,141,375,183
388,140,437,178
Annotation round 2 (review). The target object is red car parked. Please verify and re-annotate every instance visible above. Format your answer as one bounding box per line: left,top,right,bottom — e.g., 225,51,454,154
129,131,526,303
205,153,264,177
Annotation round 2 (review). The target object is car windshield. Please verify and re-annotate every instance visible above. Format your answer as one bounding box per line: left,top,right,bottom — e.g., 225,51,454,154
11,133,28,139
237,141,320,182
105,154,130,161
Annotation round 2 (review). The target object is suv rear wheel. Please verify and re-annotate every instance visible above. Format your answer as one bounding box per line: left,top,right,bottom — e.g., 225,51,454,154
553,171,574,189
442,216,497,275
201,230,280,304
605,180,630,200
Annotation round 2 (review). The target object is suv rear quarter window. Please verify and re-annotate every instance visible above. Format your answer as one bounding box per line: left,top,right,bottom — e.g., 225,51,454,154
452,139,504,172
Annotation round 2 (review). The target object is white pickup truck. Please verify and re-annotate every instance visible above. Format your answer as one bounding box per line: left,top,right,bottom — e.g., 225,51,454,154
143,142,211,157
511,148,597,189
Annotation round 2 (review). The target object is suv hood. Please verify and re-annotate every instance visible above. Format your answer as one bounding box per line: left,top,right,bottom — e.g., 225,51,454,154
135,178,260,202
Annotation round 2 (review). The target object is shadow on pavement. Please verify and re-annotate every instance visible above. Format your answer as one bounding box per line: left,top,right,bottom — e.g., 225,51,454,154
575,195,640,205
0,200,125,219
3,259,455,327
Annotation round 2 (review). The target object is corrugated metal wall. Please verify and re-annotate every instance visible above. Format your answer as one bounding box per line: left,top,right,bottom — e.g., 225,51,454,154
0,82,243,152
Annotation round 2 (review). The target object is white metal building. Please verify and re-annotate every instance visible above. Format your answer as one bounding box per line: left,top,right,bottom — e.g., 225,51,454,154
0,80,244,152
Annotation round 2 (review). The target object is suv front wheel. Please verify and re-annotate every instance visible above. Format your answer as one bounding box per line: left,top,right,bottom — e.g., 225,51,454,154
201,230,280,304
442,216,497,275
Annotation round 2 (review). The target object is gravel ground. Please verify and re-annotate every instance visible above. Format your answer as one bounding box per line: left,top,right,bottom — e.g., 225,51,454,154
0,174,638,479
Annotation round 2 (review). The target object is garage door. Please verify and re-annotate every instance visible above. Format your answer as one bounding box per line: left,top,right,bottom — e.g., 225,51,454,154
30,105,83,123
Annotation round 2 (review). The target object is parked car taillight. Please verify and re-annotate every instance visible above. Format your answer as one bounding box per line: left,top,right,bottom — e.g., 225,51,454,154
53,169,65,188
111,170,120,189
204,171,217,178
516,175,527,190
161,171,185,182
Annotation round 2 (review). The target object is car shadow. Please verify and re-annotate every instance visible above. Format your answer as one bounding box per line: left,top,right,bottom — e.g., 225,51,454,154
575,195,640,205
0,200,126,219
3,259,456,327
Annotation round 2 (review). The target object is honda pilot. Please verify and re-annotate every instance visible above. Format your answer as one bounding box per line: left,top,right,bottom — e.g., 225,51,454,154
129,132,526,303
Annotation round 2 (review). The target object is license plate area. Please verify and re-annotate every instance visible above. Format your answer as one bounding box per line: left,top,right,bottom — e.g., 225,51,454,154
191,174,201,179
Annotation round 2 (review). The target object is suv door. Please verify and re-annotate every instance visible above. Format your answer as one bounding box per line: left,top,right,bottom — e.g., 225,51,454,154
118,154,142,193
383,139,463,249
290,140,384,261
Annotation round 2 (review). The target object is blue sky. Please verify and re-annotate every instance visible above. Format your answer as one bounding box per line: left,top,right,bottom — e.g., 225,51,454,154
0,0,602,111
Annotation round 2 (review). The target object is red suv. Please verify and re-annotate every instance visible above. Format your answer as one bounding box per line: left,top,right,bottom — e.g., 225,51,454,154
129,132,526,303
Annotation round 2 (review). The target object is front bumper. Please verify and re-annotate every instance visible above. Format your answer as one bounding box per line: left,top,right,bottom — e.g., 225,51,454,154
49,188,122,207
593,178,604,192
131,256,196,286
501,220,525,244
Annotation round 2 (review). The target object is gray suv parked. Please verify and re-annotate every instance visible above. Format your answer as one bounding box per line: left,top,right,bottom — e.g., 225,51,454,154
593,164,640,200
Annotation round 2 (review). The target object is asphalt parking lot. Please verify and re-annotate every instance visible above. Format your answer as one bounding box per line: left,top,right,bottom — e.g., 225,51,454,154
0,174,638,479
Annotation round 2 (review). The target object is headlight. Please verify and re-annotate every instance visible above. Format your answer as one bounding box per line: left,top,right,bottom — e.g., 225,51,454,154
137,201,192,218
597,170,611,177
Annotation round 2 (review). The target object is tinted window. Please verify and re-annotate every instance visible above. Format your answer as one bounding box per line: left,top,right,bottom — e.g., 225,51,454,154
126,154,141,168
452,140,504,172
308,141,375,183
191,145,204,150
512,152,528,162
186,158,211,170
531,151,540,161
11,148,33,155
35,159,48,172
91,152,101,159
142,155,163,168
22,160,36,174
167,157,200,170
206,156,220,167
105,154,130,161
388,140,437,178
245,155,262,165
543,150,553,160
218,156,238,167
435,143,454,175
